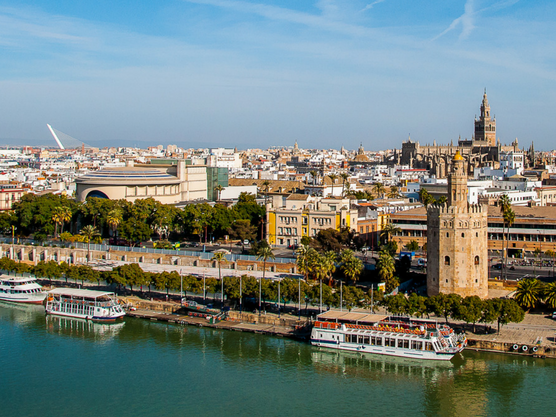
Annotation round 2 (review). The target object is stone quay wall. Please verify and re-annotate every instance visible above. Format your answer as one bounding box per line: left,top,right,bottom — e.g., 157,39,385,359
0,244,297,275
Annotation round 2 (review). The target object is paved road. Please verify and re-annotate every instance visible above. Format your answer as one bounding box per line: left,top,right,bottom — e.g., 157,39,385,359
88,259,303,280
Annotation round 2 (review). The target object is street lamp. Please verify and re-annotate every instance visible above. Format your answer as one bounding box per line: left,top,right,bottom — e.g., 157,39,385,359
340,280,343,312
203,268,206,302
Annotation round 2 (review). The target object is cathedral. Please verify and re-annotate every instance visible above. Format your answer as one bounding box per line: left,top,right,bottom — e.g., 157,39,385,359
426,151,489,298
398,91,534,177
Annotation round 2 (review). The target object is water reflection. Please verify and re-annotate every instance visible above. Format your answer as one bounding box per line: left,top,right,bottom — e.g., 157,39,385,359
311,347,457,383
0,300,45,325
45,315,125,342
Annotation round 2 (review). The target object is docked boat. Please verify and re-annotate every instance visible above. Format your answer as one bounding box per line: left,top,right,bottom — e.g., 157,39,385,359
311,311,467,361
45,288,125,322
0,275,47,304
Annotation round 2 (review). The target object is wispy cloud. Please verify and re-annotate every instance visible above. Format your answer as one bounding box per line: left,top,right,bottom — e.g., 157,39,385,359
361,0,386,13
432,0,475,41
182,0,377,37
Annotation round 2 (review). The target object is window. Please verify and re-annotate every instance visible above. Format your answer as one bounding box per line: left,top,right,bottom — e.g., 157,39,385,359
446,232,449,237
474,256,480,265
444,256,450,266
462,233,465,238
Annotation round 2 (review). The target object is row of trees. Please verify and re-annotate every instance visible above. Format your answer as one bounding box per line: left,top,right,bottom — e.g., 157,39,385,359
0,257,373,312
382,292,524,333
1,192,265,244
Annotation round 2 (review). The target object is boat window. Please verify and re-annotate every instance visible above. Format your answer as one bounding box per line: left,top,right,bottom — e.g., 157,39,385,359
402,339,410,349
363,336,370,345
412,341,423,350
425,342,433,351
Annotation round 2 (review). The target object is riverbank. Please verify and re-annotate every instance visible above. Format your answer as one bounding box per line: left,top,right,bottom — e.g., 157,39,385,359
120,296,556,359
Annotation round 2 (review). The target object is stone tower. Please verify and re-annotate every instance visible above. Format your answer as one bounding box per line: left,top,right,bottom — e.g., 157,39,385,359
474,90,496,146
427,151,489,298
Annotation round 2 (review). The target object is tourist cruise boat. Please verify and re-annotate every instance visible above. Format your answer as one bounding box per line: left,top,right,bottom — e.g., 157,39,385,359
0,275,47,304
311,311,466,361
45,288,125,322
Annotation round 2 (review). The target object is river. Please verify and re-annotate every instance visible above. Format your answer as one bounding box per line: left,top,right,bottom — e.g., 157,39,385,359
1,302,556,417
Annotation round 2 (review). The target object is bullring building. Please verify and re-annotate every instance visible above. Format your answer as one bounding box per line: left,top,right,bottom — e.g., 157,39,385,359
75,159,227,204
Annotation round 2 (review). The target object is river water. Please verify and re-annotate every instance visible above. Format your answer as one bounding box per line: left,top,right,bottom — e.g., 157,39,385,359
1,302,556,417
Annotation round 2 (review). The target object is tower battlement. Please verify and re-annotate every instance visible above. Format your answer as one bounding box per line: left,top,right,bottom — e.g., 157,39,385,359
427,203,486,216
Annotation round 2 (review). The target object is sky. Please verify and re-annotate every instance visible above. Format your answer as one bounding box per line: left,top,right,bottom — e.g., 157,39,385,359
1,0,555,150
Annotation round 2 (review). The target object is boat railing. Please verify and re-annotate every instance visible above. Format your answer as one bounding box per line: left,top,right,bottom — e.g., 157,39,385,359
342,323,427,336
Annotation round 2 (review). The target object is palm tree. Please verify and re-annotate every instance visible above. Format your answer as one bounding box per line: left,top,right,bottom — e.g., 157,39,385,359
514,278,542,310
387,186,399,199
544,282,556,309
376,250,396,291
257,246,275,315
322,251,337,285
340,173,349,196
211,250,228,309
498,194,511,276
503,208,515,280
52,206,72,238
214,184,224,201
373,183,386,199
257,246,275,279
80,225,100,263
341,254,363,284
437,195,448,205
314,260,328,313
106,208,123,238
328,174,338,197
310,170,318,185
380,222,402,245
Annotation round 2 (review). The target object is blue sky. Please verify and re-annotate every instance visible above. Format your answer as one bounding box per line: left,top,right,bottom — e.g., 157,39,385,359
1,0,555,150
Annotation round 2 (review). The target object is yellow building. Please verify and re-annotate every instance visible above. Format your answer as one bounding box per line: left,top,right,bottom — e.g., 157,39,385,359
266,195,358,247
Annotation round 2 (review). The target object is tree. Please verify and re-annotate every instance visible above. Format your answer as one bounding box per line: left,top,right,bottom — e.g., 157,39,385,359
490,298,525,333
80,225,100,263
384,293,409,314
340,173,349,196
214,184,224,201
387,186,399,199
256,246,275,279
52,206,71,238
340,250,363,283
380,222,401,245
457,296,484,333
405,240,419,252
407,293,427,317
544,282,556,309
106,208,123,237
376,250,396,292
328,174,338,196
502,208,515,279
514,277,542,310
228,219,257,250
437,195,448,205
418,188,435,207
426,293,462,323
372,183,386,199
211,251,228,308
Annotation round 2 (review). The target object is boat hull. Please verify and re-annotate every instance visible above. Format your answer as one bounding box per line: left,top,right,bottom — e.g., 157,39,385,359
45,309,125,322
0,294,47,305
310,339,456,361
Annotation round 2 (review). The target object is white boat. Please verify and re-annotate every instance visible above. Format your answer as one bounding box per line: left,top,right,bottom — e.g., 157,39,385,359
310,311,467,361
0,275,47,304
45,288,125,322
